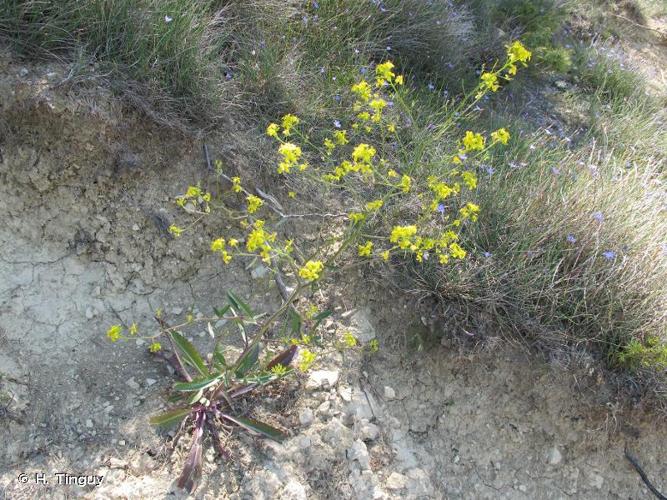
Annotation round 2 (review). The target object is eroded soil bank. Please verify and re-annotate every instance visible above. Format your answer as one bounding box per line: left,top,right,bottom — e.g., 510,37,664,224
1,54,665,499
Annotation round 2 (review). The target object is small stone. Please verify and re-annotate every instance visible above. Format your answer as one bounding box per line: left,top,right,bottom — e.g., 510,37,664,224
85,419,94,428
555,80,568,89
386,472,407,490
85,307,95,320
132,224,140,231
383,386,396,400
299,408,314,426
338,386,353,402
125,377,140,391
306,370,340,390
19,67,29,77
145,378,157,387
358,421,380,441
118,440,126,446
588,472,604,490
251,265,269,279
518,484,527,492
547,446,563,465
317,401,331,415
297,435,312,450
347,439,370,470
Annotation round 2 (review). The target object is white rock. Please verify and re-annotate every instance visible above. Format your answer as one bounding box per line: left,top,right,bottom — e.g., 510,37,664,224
85,307,95,319
125,377,140,391
406,468,434,497
588,472,604,489
85,419,94,428
145,378,157,387
317,401,331,415
357,420,380,441
299,408,314,426
350,308,376,342
383,386,396,400
306,370,340,390
547,446,563,465
251,264,269,279
347,439,371,470
385,472,407,490
338,385,353,402
282,479,308,500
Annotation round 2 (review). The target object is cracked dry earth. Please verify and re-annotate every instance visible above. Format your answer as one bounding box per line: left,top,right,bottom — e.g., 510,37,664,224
1,55,666,499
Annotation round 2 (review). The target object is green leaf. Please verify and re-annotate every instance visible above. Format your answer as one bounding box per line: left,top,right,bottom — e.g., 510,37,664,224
288,308,302,336
170,331,208,377
234,343,260,378
312,310,332,331
149,407,192,427
173,374,222,392
213,343,227,368
227,290,255,317
222,414,286,442
214,304,231,318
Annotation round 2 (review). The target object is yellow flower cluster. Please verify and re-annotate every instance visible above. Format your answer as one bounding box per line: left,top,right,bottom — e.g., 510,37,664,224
211,237,235,264
176,184,212,210
277,143,303,174
460,202,480,222
481,72,499,92
298,349,317,372
106,324,122,342
491,128,510,145
299,260,324,281
246,194,264,214
358,241,373,257
246,220,277,263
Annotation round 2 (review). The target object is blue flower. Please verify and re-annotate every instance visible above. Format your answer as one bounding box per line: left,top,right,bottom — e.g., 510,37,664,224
483,251,492,258
592,211,604,223
551,167,560,175
485,166,495,176
428,82,435,91
566,234,577,244
436,203,446,214
602,250,616,260
333,120,341,128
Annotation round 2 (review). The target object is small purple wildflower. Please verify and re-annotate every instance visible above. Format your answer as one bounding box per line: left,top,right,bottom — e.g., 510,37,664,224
164,15,173,23
333,120,341,128
592,211,604,223
386,46,392,51
551,167,561,176
485,166,495,176
224,72,233,81
602,250,616,260
566,234,577,243
334,94,341,103
483,251,492,258
360,67,368,75
436,203,446,214
428,82,435,91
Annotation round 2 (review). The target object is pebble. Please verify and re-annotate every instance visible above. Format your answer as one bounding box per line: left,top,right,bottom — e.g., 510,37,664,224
306,370,340,390
547,446,563,465
145,378,157,387
299,408,314,427
385,472,407,490
384,386,396,400
347,439,370,470
251,265,269,279
85,307,95,319
85,419,93,428
125,377,140,391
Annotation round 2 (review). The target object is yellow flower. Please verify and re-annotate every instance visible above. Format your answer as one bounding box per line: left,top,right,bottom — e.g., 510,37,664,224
334,130,349,145
357,111,371,122
168,225,184,238
288,191,296,198
298,349,317,372
365,199,384,211
462,131,485,152
387,169,399,178
491,128,510,145
459,202,480,222
270,364,288,376
381,250,390,261
324,138,335,154
299,260,324,281
368,339,379,352
390,225,418,249
369,98,387,113
342,331,357,347
480,72,500,92
450,242,467,259
394,74,404,85
351,80,372,102
229,238,239,247
375,61,396,87
398,174,412,193
438,253,450,264
211,237,226,253
128,322,138,335
266,123,280,138
221,251,232,264
507,40,532,64
352,143,376,164
106,325,123,342
387,123,396,133
246,194,264,214
278,143,302,174
185,185,202,198
149,342,162,353
358,241,373,257
231,176,242,193
349,212,366,224
281,114,300,136
452,155,462,165
461,171,478,190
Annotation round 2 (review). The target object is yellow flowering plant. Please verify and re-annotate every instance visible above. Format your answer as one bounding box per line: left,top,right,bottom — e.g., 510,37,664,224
104,40,530,494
